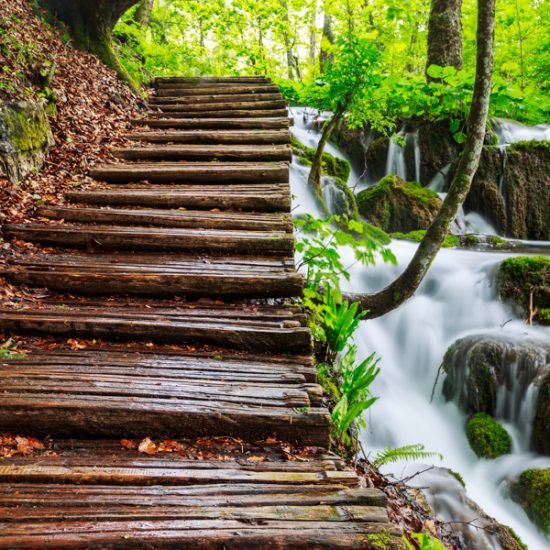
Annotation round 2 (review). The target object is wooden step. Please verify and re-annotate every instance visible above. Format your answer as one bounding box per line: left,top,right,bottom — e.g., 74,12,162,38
0,349,325,442
0,302,312,352
150,109,289,119
89,162,289,184
1,254,303,298
111,144,292,162
149,93,283,105
134,117,291,130
127,129,291,145
155,85,281,97
0,440,395,549
67,184,291,212
155,76,271,86
37,206,293,232
3,224,295,256
152,100,287,112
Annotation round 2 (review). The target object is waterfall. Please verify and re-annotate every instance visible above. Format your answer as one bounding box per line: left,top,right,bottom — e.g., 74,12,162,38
288,108,550,549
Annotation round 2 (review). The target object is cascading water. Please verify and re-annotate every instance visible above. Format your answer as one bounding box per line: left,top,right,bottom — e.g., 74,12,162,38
289,108,550,549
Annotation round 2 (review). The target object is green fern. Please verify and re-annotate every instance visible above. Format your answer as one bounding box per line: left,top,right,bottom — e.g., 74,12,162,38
372,444,443,467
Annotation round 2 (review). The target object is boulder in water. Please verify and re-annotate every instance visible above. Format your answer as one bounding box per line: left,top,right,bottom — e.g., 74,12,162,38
497,256,550,324
356,175,441,232
365,136,389,182
510,468,550,535
321,176,359,219
442,334,550,453
465,412,512,458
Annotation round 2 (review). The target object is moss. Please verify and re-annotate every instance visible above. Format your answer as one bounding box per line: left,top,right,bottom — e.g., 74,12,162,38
322,176,359,219
466,412,512,459
447,468,466,487
497,526,528,550
365,532,394,549
356,175,441,233
291,135,351,182
511,468,550,535
4,104,52,152
533,374,549,454
390,229,459,248
498,256,550,322
509,139,550,153
538,308,550,325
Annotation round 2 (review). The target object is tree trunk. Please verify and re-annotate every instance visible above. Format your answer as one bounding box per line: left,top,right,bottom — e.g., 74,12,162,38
426,0,463,78
280,1,298,80
345,0,495,318
134,0,154,27
319,14,335,74
307,107,344,211
35,0,140,90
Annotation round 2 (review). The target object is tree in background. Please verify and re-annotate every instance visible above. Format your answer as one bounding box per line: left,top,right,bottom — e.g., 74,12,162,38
133,0,154,27
345,0,496,318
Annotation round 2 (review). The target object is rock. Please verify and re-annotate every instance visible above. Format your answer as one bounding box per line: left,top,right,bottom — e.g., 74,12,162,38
465,141,550,240
511,468,550,535
533,374,550,454
442,334,550,454
322,176,359,219
365,136,389,182
356,175,441,232
465,412,512,458
0,100,54,184
390,229,459,248
497,256,550,323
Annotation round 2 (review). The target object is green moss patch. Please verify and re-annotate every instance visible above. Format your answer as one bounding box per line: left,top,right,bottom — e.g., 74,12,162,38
497,256,550,323
511,468,550,535
466,413,512,459
356,175,441,233
390,229,459,248
509,140,550,153
291,135,351,182
4,102,52,152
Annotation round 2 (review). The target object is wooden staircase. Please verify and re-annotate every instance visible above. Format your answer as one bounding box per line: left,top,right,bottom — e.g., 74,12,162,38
0,76,400,548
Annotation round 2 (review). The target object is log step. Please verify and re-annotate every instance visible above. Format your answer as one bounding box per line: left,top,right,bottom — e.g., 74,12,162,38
0,349,325,442
0,302,312,352
3,224,295,256
134,117,291,130
0,439,394,549
67,184,291,212
111,144,292,162
154,76,271,86
37,206,293,232
149,109,289,119
152,100,287,112
127,129,291,145
89,162,289,184
1,253,303,298
155,85,281,97
149,92,283,105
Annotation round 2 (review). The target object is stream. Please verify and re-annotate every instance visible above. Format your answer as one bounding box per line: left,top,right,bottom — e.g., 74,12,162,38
289,107,550,549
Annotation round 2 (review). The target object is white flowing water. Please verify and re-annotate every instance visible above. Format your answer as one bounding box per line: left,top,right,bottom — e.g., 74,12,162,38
289,110,550,549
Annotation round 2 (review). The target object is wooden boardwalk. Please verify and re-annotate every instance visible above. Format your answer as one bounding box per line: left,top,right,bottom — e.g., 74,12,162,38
0,77,399,548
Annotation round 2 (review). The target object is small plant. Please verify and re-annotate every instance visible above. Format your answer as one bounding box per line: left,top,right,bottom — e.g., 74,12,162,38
373,444,443,468
0,339,25,360
404,532,448,550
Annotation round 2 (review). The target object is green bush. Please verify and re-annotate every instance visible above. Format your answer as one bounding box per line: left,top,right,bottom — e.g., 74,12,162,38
466,413,512,458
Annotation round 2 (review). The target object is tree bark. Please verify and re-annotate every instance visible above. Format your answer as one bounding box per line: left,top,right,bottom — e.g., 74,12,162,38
319,14,335,74
426,0,463,78
134,0,154,27
35,0,140,90
345,0,495,319
307,107,344,211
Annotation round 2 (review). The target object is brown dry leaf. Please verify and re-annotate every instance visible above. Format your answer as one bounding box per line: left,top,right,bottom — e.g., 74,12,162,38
138,437,158,455
120,439,137,450
15,435,45,455
158,439,187,452
67,339,87,351
247,455,266,463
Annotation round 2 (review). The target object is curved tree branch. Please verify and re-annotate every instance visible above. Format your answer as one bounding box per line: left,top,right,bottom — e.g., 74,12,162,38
344,0,496,319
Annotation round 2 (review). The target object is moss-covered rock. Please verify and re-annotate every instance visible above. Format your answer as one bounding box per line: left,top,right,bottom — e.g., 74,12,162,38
533,374,550,455
458,233,519,250
0,99,54,183
418,120,461,184
511,468,550,535
497,256,550,323
356,175,441,232
322,176,359,219
466,412,512,458
291,135,351,182
390,229,459,248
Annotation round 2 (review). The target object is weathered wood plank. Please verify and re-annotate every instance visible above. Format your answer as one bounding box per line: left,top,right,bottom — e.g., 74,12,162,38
89,162,289,184
149,93,283,105
67,184,291,211
154,76,271,86
3,224,295,256
150,109,289,119
152,100,286,112
133,117,291,130
111,144,292,162
37,206,293,231
127,129,291,145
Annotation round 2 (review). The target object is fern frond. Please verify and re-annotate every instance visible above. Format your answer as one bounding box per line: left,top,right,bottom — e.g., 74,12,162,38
372,444,443,468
